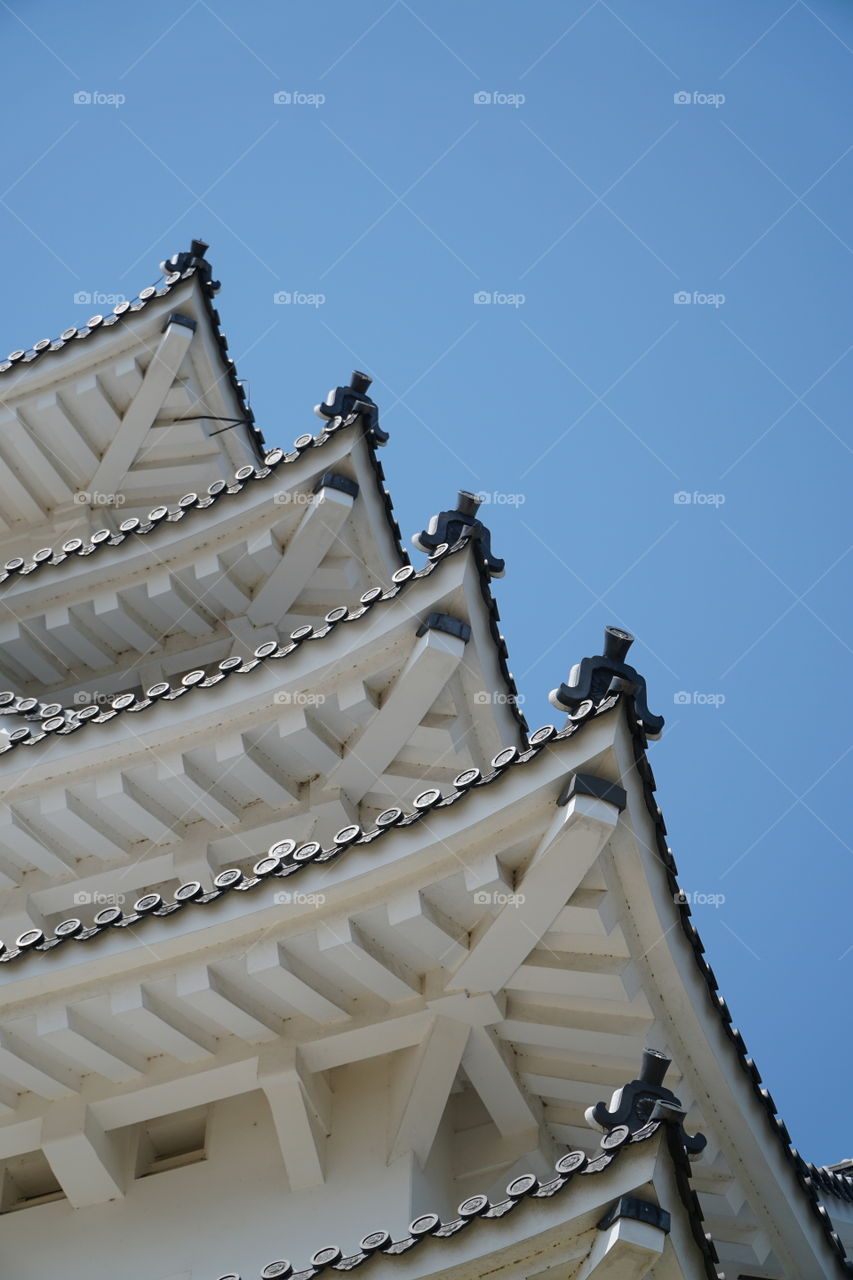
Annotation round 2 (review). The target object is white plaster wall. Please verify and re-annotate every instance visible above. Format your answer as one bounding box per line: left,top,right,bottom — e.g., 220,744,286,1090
0,1061,456,1280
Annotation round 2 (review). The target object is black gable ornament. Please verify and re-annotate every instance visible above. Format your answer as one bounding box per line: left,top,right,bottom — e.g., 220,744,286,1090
412,490,505,579
314,370,388,444
586,1047,706,1158
549,625,664,738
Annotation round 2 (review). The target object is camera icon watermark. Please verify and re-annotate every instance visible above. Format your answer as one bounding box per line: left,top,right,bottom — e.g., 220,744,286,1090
473,490,526,507
473,290,526,307
473,91,526,108
73,290,127,306
273,691,326,706
73,90,126,108
73,491,126,507
73,690,116,707
673,491,725,507
473,691,525,705
73,890,126,906
674,889,725,907
673,691,726,708
273,491,319,506
673,290,726,307
274,891,325,907
273,291,326,307
473,889,526,906
673,91,725,108
273,90,325,107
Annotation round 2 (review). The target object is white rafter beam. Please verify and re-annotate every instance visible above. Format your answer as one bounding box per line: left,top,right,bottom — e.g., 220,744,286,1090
36,1006,144,1083
89,316,195,496
258,1044,331,1189
214,732,299,809
246,941,350,1023
387,889,468,967
247,486,354,626
42,1098,126,1208
388,1016,469,1165
447,791,622,994
175,964,279,1042
329,628,467,802
110,984,216,1063
461,1025,540,1145
317,918,420,1004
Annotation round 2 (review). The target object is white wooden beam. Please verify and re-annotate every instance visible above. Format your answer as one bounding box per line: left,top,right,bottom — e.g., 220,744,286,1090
214,733,299,809
388,1016,469,1164
89,317,195,496
0,809,75,876
387,889,468,967
42,1098,126,1208
155,754,242,826
0,1032,75,1099
461,1025,539,1145
329,628,467,802
94,772,183,844
448,792,622,994
36,1006,145,1083
317,918,420,1003
299,1011,431,1073
575,1216,667,1280
110,984,216,1063
246,941,350,1023
257,1044,331,1189
175,965,279,1042
247,487,354,626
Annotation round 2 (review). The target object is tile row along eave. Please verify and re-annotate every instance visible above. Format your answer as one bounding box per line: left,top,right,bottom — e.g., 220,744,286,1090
210,1121,720,1280
0,264,266,461
0,534,528,750
0,687,849,1264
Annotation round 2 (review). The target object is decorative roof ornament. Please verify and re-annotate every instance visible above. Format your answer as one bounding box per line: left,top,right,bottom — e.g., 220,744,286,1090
586,1047,707,1159
314,370,388,445
159,238,220,294
549,625,664,738
412,490,505,579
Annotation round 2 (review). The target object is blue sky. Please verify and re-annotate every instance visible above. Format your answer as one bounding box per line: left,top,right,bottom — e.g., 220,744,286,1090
1,0,851,1161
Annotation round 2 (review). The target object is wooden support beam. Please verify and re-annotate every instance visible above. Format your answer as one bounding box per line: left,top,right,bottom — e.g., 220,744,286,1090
155,754,242,827
0,1032,75,1099
110,984,216,1063
461,1025,539,1145
42,1098,126,1208
257,1044,331,1189
447,791,622,994
388,1016,469,1165
214,733,299,809
175,965,279,1042
330,628,467,802
36,1006,145,1083
89,317,195,496
94,772,183,844
246,941,350,1023
387,890,468,967
247,487,354,626
0,809,75,876
317,919,420,1003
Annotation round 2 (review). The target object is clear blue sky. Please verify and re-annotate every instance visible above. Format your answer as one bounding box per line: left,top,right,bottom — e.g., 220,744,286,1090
1,0,851,1162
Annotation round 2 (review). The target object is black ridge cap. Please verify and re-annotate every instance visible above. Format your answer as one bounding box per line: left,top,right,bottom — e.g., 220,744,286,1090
213,1123,681,1280
0,253,266,462
0,535,523,753
0,410,407,593
0,693,620,967
622,696,853,1272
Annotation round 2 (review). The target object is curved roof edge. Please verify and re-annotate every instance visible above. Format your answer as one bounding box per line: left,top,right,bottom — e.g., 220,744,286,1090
0,411,406,591
0,243,265,461
0,536,527,750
